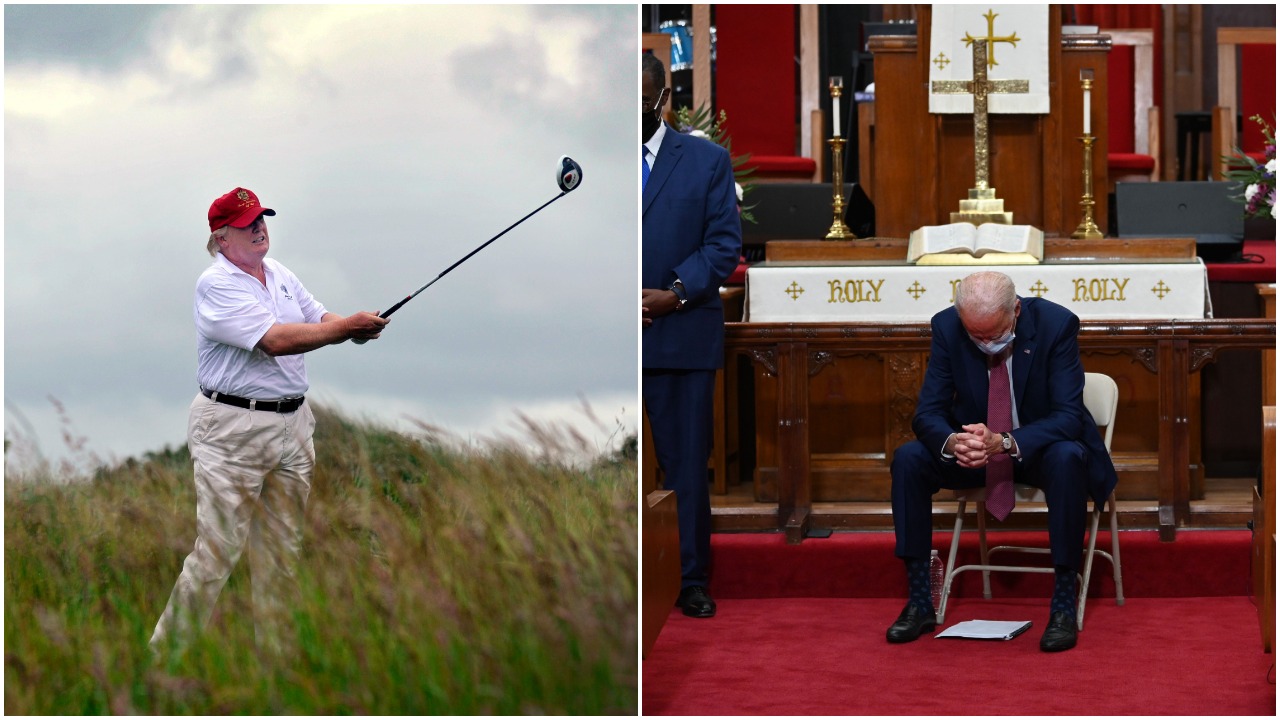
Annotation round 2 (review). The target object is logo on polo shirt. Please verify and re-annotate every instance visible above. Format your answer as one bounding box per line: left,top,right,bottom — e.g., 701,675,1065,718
280,283,293,300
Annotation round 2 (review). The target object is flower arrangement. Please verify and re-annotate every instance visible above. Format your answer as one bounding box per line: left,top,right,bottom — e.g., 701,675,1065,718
674,104,757,224
1222,114,1276,220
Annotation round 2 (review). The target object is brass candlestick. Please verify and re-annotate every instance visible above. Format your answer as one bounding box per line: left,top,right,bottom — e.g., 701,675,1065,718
825,138,854,239
1072,71,1103,240
825,76,855,240
1071,134,1103,239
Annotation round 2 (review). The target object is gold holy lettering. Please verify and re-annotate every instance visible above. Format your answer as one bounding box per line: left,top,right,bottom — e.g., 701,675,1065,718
827,278,887,304
1072,277,1131,302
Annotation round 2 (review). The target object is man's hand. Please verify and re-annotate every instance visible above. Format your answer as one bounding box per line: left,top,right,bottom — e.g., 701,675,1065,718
344,311,389,341
641,288,680,326
262,311,390,355
953,423,1001,468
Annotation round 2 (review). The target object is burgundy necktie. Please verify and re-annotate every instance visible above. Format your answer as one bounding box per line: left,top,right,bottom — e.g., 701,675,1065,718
985,354,1015,520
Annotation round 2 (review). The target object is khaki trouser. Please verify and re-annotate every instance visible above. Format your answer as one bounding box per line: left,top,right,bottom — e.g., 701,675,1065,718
150,392,316,653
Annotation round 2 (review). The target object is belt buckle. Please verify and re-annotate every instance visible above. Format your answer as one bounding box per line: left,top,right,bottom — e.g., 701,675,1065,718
249,399,258,411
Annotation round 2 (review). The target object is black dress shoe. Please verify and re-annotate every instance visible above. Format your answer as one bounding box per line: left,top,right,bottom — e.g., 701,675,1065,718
886,602,937,643
677,585,716,618
1040,610,1078,652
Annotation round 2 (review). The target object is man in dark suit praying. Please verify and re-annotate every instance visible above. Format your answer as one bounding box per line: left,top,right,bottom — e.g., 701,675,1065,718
887,271,1117,651
641,52,742,619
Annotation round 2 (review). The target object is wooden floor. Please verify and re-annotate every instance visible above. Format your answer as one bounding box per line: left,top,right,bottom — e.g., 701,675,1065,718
710,476,1257,534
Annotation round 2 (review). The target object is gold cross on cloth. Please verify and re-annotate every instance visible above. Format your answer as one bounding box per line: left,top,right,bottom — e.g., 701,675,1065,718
930,39,1029,223
962,9,1020,68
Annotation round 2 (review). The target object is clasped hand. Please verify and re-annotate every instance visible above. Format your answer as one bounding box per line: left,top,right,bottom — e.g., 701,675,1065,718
951,423,1004,468
641,288,680,327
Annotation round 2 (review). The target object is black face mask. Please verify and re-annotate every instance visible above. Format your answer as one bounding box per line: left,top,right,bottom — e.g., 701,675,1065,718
642,108,660,143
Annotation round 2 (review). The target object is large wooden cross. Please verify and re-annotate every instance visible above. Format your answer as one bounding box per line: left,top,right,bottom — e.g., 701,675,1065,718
930,39,1029,222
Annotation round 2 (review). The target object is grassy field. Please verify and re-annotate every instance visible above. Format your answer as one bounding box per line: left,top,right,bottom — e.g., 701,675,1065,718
4,405,637,714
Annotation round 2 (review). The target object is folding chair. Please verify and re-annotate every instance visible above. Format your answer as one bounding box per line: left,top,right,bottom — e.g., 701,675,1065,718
936,372,1125,630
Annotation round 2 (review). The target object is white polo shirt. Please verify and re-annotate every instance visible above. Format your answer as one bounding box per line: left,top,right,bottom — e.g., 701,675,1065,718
195,253,328,399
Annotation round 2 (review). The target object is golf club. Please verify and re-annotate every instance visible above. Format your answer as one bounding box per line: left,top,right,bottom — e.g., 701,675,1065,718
354,156,583,344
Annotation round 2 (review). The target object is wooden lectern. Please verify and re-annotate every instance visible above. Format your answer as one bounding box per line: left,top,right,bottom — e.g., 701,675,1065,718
859,6,1110,238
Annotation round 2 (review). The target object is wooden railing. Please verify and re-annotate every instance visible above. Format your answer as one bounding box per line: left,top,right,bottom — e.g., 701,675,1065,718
723,318,1275,543
1255,406,1275,652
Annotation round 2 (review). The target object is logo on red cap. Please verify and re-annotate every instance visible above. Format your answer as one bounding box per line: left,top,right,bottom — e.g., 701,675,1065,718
209,187,276,231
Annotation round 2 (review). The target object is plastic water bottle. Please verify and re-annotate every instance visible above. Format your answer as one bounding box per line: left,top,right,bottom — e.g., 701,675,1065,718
929,549,944,610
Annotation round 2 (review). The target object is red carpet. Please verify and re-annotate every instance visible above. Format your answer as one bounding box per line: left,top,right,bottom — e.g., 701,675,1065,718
643,531,1276,715
708,529,1253,599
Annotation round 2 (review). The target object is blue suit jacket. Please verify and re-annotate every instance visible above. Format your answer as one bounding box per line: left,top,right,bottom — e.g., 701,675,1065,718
642,124,742,370
913,296,1119,506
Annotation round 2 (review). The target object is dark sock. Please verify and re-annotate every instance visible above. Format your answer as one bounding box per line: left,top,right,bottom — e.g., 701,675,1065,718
1051,565,1078,615
905,557,933,612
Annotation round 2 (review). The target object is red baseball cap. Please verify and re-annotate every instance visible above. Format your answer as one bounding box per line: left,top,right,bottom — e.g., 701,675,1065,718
208,187,276,231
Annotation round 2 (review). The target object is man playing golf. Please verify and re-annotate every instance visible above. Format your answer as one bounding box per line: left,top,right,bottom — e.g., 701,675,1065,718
150,187,386,655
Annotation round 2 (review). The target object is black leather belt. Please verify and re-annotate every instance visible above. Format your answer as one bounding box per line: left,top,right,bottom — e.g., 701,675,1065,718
202,388,304,414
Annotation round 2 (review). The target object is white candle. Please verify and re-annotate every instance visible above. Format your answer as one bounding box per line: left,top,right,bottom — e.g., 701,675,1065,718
1083,85,1091,135
829,76,844,139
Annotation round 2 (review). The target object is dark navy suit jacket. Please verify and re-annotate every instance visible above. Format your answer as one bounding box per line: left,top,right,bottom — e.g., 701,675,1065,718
641,124,742,370
913,296,1119,506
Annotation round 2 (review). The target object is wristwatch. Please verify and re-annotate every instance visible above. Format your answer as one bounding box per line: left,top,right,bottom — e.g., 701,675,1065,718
669,279,688,310
1000,432,1013,453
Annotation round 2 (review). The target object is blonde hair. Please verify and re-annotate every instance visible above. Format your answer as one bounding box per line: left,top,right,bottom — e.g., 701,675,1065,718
206,226,228,257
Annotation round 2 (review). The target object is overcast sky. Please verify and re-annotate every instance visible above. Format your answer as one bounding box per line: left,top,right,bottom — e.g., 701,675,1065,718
5,4,639,473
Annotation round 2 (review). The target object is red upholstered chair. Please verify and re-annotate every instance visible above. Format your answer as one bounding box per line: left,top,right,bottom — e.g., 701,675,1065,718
1211,28,1277,180
1104,30,1160,190
715,5,817,182
1073,6,1164,188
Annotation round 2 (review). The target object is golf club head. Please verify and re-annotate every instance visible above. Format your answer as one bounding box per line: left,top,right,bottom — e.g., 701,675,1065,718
557,156,582,193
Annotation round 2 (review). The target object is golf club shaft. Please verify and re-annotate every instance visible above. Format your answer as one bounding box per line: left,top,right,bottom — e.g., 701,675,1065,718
352,189,567,344
380,190,566,319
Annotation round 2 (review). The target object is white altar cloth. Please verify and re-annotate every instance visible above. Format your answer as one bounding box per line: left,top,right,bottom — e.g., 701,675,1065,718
744,260,1209,322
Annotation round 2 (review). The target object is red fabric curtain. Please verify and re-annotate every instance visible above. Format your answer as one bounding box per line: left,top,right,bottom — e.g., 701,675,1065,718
715,5,796,157
1238,44,1276,156
1107,45,1137,152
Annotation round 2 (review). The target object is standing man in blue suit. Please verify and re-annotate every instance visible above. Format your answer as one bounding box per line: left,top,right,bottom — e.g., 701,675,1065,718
641,52,742,618
887,271,1118,651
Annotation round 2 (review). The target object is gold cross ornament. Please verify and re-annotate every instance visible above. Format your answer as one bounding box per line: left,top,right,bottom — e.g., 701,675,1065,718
962,9,1020,68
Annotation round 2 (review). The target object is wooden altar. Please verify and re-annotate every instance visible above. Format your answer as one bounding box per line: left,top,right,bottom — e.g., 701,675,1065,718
716,238,1275,543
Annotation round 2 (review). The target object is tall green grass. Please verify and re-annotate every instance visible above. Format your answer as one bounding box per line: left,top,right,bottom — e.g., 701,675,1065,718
5,405,637,714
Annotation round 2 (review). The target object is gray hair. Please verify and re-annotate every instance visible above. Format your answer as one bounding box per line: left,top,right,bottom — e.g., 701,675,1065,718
955,271,1017,319
206,226,228,257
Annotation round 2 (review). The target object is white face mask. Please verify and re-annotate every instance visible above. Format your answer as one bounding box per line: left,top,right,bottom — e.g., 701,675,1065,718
972,330,1015,356
969,312,1017,356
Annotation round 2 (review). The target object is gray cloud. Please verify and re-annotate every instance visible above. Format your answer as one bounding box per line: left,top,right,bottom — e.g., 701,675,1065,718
5,5,638,471
4,4,171,69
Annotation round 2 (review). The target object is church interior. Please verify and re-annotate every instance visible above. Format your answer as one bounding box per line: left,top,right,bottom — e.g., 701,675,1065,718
641,4,1276,713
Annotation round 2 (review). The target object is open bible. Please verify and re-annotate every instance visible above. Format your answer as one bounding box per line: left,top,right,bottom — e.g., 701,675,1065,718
907,223,1044,265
